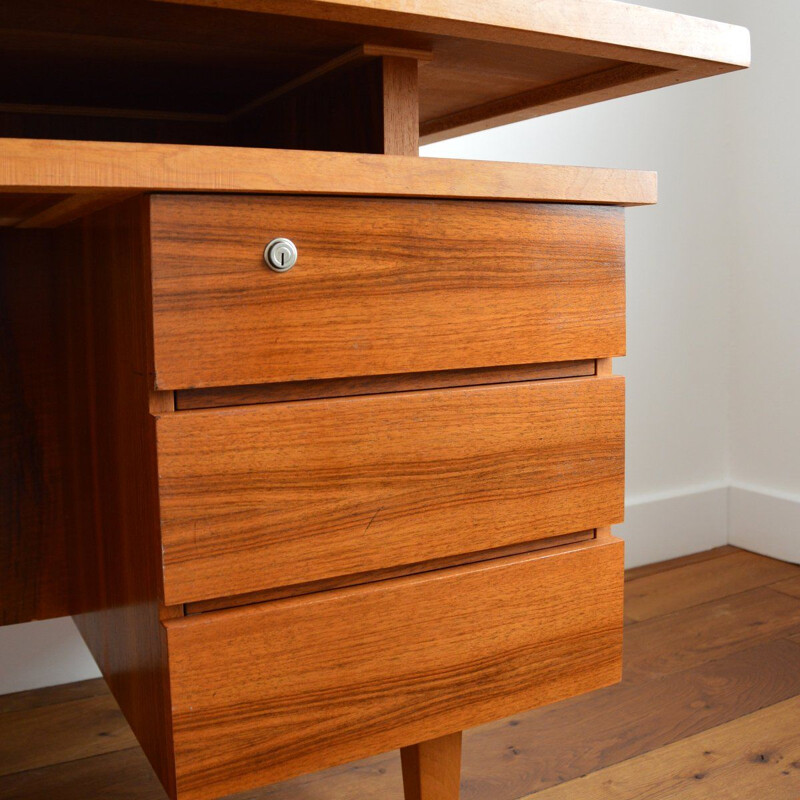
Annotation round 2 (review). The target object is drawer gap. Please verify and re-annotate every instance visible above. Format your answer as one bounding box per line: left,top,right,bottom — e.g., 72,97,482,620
175,360,595,410
184,529,597,615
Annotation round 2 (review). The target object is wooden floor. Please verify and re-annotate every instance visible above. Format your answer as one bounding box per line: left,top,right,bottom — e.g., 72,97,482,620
2,545,800,799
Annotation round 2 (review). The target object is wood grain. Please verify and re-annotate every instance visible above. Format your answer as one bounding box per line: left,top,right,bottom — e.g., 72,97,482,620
185,530,595,615
233,53,419,155
0,229,69,624
0,1,748,148
624,544,739,582
0,193,68,226
0,694,136,776
771,575,800,599
7,548,800,800
152,0,749,143
228,44,431,122
528,695,800,800
175,361,596,410
382,55,419,155
154,0,749,68
401,732,462,800
150,195,626,389
0,138,658,206
60,198,177,797
0,678,107,715
460,637,800,800
421,62,669,142
625,550,800,622
0,748,163,800
15,191,138,229
252,636,800,800
164,538,624,800
624,587,800,685
157,376,624,605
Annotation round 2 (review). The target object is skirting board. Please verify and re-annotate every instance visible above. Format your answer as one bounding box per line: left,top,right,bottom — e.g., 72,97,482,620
619,485,729,569
729,484,800,565
0,617,100,695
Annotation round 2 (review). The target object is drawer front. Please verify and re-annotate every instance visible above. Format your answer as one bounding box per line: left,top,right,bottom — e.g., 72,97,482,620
165,537,624,800
156,375,624,605
149,194,625,389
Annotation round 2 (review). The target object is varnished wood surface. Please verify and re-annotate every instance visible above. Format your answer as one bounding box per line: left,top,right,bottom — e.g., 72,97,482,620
175,361,596,410
164,538,623,800
5,547,800,799
625,549,800,622
531,696,800,800
0,139,658,221
623,544,739,582
60,198,177,797
157,376,624,605
150,195,625,389
233,50,421,155
185,530,595,615
401,733,462,800
158,0,749,143
0,230,70,625
0,193,67,226
0,2,748,148
155,0,749,67
0,692,135,777
773,575,800,599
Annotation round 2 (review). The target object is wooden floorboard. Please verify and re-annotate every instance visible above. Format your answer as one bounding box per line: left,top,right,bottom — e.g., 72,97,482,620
0,677,106,714
0,693,137,777
624,544,739,582
1,547,799,798
625,549,800,622
527,696,800,799
623,587,800,684
771,574,800,599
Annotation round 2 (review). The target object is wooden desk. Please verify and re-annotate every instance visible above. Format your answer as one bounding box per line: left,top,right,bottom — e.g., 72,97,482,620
0,2,748,798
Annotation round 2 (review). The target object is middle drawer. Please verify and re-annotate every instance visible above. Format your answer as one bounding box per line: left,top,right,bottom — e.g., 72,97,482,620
155,375,624,605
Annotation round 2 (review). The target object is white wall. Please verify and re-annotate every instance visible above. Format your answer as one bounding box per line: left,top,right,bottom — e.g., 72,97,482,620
5,0,797,694
0,618,100,694
725,0,800,562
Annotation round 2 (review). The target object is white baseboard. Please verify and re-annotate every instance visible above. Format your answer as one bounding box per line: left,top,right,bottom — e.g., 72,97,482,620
0,617,100,696
729,484,800,565
618,485,730,569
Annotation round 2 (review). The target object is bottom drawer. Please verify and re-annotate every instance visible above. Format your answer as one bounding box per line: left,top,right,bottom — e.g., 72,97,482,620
164,536,624,800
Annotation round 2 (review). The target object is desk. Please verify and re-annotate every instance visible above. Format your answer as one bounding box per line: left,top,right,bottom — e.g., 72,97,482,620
0,2,748,798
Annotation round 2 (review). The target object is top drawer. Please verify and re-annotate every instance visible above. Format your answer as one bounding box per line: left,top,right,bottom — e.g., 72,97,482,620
149,195,625,389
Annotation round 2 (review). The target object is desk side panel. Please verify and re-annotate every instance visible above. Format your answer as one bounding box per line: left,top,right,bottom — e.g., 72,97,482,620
60,197,177,798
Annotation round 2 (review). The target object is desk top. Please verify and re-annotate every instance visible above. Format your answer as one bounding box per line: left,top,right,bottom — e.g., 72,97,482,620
0,137,657,229
1,0,750,143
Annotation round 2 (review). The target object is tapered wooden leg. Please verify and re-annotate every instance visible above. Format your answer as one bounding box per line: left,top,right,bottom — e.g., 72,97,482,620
401,731,462,800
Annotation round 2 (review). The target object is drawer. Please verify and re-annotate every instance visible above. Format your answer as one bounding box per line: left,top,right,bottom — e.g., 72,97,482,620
155,375,624,605
164,536,624,800
149,194,625,389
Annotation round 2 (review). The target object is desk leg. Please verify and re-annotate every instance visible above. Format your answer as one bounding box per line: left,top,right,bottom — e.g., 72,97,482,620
401,731,462,800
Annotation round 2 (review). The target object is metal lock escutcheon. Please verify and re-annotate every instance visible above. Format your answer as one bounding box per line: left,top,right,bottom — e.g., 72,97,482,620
264,237,298,272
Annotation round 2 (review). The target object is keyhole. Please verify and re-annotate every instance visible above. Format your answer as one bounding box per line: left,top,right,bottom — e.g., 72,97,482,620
265,238,298,272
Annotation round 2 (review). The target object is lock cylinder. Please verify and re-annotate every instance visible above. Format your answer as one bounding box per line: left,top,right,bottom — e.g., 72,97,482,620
264,238,298,272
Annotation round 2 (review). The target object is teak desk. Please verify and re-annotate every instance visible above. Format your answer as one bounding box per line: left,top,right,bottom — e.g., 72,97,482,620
0,3,749,799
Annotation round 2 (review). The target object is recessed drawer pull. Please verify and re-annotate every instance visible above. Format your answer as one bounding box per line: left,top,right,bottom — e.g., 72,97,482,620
264,237,298,272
